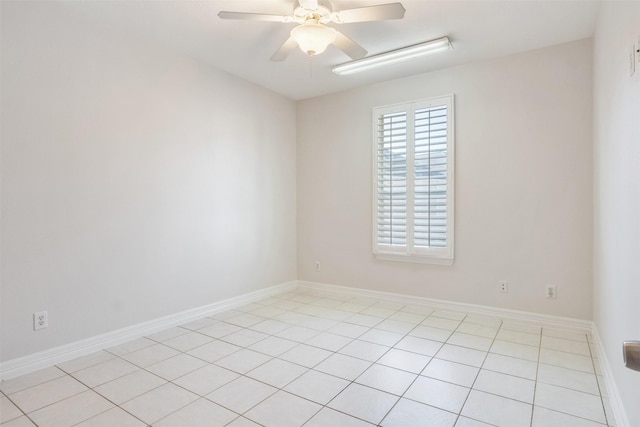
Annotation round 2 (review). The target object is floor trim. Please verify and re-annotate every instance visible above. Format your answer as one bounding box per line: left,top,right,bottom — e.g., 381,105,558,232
297,280,592,332
0,281,297,380
591,325,631,427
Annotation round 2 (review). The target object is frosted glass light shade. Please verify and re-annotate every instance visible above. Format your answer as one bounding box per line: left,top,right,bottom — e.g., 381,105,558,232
291,23,336,56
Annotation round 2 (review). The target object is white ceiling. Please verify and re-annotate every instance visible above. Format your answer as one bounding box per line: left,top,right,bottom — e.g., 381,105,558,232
59,0,600,100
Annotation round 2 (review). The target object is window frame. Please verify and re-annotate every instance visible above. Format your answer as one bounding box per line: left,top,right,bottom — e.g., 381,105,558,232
372,94,455,265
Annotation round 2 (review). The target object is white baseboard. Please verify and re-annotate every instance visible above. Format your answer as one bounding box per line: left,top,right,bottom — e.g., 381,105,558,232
297,280,592,332
591,326,630,427
0,281,297,380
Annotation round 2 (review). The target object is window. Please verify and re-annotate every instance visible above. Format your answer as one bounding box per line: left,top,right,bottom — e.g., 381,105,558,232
372,95,454,264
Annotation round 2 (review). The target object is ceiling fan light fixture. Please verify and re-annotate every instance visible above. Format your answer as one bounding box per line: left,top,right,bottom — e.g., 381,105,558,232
291,23,336,57
332,36,452,75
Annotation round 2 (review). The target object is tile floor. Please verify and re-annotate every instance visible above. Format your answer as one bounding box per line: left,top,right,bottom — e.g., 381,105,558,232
0,289,615,427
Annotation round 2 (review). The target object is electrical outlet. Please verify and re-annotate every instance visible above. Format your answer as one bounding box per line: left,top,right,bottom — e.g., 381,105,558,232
34,311,48,330
499,281,508,294
545,285,557,299
315,261,321,272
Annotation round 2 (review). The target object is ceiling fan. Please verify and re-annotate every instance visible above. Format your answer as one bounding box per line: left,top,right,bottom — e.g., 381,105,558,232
218,0,406,61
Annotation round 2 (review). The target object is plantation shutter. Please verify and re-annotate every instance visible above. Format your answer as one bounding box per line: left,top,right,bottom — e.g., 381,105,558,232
373,95,454,263
414,105,448,248
376,111,408,247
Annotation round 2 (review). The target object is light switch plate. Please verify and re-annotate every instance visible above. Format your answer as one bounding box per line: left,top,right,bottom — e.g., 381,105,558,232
623,341,640,371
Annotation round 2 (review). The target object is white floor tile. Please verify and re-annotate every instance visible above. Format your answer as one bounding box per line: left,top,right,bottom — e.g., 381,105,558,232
172,364,238,396
431,310,466,321
205,376,277,413
56,351,115,374
146,326,190,342
304,407,375,427
388,311,427,325
249,336,298,356
532,406,607,427
328,383,399,425
245,391,321,427
9,375,87,413
542,328,588,342
394,336,443,356
29,390,114,427
454,417,494,427
93,369,166,405
375,319,416,335
278,343,333,368
482,353,538,380
496,329,541,347
355,364,417,395
71,357,139,388
404,375,469,413
197,321,242,338
446,332,493,352
146,353,208,381
436,344,487,367
377,348,431,374
541,335,591,356
534,382,606,424
74,407,146,427
179,317,217,331
221,329,269,347
463,315,502,328
249,319,290,335
306,332,353,352
456,323,499,339
284,369,350,405
326,322,369,338
461,390,532,427
490,339,539,362
539,348,594,373
314,353,372,381
275,325,321,342
162,331,213,352
1,395,23,423
0,367,66,395
346,313,384,328
537,363,600,395
121,344,180,368
246,358,307,388
153,398,236,427
381,397,458,427
1,416,36,427
250,306,287,319
226,417,262,427
500,321,542,335
359,328,404,346
339,339,389,362
421,316,462,331
409,325,453,342
106,338,156,356
186,339,241,363
120,383,198,424
214,348,271,374
472,369,535,403
422,358,479,387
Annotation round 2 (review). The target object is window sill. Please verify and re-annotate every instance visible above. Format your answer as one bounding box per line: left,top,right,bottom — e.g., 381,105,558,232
374,252,454,266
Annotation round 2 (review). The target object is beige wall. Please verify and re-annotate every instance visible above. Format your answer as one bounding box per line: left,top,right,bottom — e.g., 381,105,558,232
297,39,593,320
0,2,297,361
593,1,640,425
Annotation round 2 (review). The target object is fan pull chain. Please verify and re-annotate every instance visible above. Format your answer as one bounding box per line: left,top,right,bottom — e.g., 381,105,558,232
308,54,314,78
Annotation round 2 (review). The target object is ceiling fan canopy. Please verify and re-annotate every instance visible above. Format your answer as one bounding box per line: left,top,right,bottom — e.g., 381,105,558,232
218,0,406,61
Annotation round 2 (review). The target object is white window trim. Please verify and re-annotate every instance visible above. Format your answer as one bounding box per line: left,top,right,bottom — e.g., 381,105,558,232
372,94,455,265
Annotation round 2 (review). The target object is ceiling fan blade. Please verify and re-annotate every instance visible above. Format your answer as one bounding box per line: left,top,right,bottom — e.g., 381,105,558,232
299,0,319,10
333,3,406,23
218,11,288,22
270,37,299,62
333,30,367,60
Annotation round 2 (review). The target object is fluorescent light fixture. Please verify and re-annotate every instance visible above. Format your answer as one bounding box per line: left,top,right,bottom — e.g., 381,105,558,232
332,36,452,76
